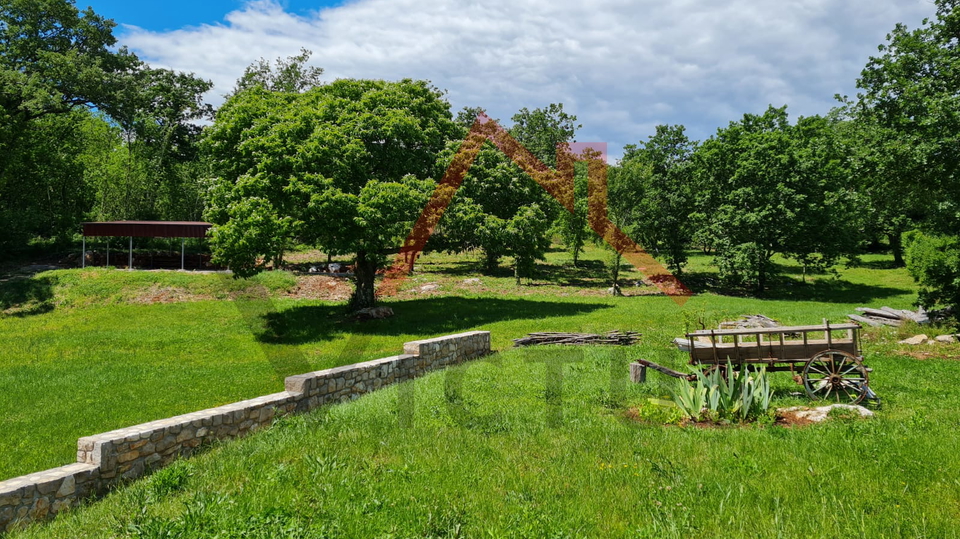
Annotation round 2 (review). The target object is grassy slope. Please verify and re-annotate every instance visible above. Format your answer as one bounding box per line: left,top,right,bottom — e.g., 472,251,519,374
4,248,960,537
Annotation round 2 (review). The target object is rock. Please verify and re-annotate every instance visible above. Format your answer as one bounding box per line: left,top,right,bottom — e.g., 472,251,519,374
778,404,874,423
935,334,958,343
419,283,440,292
354,306,394,320
899,334,929,345
462,278,481,285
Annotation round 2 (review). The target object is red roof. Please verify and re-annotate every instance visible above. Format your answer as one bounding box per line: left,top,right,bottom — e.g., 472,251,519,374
82,221,212,238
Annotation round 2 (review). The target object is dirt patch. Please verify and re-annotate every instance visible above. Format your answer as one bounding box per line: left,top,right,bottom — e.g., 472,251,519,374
284,275,352,301
774,413,815,428
129,285,213,305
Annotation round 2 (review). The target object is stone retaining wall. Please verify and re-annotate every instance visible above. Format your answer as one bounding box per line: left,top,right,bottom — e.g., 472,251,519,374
0,330,490,533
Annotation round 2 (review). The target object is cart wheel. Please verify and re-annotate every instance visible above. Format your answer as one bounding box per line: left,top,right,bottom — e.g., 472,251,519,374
802,350,869,404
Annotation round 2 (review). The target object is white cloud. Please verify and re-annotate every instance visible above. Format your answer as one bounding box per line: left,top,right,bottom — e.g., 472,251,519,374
120,0,936,158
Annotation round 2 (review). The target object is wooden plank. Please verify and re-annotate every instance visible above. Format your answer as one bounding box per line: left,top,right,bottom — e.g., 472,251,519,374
848,314,882,327
686,323,860,338
689,340,857,363
856,307,902,320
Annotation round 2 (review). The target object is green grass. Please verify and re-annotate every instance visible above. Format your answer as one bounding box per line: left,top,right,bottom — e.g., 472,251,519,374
13,341,960,538
3,247,960,537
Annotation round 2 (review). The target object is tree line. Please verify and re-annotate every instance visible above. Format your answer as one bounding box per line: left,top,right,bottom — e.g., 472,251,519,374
3,0,959,314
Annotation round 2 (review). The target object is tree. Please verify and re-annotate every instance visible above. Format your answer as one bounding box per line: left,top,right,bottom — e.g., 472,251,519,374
853,0,960,312
0,0,141,248
691,106,859,292
205,79,457,308
510,104,587,265
855,0,960,235
552,164,590,265
619,124,696,275
0,0,214,249
606,160,649,295
509,103,580,168
232,48,324,95
0,0,137,178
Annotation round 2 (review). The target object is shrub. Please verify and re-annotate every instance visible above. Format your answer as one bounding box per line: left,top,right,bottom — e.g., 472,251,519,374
672,363,772,423
903,230,960,313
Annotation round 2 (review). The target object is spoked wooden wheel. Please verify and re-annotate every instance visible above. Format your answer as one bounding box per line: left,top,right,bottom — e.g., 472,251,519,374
802,350,869,404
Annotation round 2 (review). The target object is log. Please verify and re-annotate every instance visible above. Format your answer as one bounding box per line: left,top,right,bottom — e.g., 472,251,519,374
634,358,696,381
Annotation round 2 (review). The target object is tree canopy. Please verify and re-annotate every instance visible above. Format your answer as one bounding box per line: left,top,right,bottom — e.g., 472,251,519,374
691,106,859,292
205,78,458,307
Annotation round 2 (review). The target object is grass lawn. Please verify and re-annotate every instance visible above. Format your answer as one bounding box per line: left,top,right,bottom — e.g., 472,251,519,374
3,246,960,537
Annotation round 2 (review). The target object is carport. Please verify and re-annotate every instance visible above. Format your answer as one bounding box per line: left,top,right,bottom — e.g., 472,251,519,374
81,221,213,270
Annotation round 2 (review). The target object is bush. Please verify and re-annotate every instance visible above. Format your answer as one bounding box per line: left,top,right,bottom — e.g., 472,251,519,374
903,230,960,313
672,363,772,423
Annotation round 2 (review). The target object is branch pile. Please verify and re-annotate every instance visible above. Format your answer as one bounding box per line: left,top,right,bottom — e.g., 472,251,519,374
513,331,641,347
847,306,929,327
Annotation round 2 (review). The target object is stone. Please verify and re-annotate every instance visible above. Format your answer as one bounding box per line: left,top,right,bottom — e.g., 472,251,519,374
117,451,139,464
418,283,440,292
0,491,19,508
899,334,929,345
29,498,50,520
935,334,958,343
777,404,874,423
121,460,144,480
463,278,481,285
56,475,75,497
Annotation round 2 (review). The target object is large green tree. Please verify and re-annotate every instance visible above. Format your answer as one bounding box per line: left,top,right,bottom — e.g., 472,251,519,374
0,0,213,249
854,0,960,312
205,78,457,308
432,104,574,274
619,124,696,275
692,106,859,292
0,0,139,247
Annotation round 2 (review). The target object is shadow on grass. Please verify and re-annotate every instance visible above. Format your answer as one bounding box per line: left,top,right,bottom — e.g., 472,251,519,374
680,271,911,304
0,274,56,316
259,296,612,345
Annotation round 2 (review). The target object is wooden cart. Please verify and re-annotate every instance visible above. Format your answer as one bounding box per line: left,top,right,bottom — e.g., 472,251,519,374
642,322,877,404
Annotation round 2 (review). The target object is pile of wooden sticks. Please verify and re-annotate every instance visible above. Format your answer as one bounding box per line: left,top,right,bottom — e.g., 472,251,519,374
513,330,641,347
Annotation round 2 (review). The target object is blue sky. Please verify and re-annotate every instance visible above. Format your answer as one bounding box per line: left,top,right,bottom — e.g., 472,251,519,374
79,0,937,160
81,1,341,32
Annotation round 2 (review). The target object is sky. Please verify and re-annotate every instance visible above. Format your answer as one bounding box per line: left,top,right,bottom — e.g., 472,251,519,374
81,0,937,160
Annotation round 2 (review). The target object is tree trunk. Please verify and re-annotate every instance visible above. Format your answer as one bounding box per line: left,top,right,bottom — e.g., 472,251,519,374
515,262,521,285
889,231,905,267
611,252,623,296
483,250,500,274
350,250,379,309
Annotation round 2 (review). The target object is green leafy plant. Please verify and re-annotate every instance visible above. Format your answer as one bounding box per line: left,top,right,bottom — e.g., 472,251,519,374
672,362,773,423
